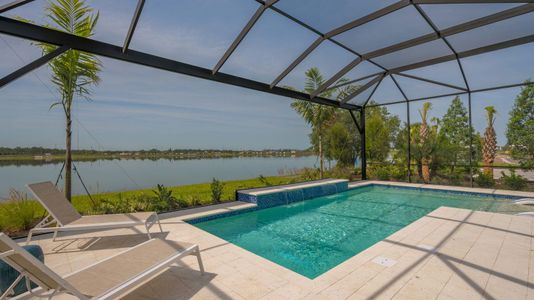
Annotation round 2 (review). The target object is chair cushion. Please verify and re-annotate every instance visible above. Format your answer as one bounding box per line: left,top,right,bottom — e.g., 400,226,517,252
0,244,43,296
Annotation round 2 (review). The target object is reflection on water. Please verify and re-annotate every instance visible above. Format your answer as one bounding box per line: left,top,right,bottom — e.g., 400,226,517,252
0,156,317,199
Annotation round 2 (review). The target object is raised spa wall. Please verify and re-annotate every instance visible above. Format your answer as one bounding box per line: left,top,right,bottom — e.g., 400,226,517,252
237,179,349,208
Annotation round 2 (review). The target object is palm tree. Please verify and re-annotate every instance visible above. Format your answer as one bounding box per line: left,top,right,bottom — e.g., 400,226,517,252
291,68,336,178
482,106,497,176
35,0,101,200
418,102,432,183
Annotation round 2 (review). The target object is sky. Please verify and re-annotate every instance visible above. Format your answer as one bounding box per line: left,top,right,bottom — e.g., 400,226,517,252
0,0,532,150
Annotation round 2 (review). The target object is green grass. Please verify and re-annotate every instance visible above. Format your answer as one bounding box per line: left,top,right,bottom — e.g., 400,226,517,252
0,175,299,234
72,175,298,212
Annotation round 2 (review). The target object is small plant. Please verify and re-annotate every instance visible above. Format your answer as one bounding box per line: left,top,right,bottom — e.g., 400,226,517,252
152,184,178,211
258,175,272,186
501,170,527,190
210,178,225,203
474,172,495,188
0,189,39,232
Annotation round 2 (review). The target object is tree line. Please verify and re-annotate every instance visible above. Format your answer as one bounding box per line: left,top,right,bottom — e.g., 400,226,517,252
291,67,533,185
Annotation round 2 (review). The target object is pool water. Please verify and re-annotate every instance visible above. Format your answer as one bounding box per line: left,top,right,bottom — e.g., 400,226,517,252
193,185,527,278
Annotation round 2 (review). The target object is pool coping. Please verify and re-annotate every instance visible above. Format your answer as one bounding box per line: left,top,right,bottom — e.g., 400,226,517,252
158,182,534,284
238,178,348,196
351,180,534,198
177,180,534,224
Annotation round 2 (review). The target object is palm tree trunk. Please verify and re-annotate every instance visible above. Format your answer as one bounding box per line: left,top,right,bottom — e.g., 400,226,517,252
422,158,430,183
65,113,72,201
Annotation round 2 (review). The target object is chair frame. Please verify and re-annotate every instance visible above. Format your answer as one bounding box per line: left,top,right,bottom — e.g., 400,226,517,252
26,182,163,244
0,234,205,300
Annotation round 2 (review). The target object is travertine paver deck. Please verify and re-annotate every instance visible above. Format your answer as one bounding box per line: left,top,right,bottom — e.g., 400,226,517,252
17,188,534,299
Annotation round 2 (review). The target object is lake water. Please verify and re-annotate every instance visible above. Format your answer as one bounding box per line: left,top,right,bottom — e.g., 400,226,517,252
0,156,318,199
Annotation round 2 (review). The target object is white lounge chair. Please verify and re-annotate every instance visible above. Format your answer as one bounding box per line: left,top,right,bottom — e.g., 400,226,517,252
513,198,534,205
26,182,163,244
0,233,204,299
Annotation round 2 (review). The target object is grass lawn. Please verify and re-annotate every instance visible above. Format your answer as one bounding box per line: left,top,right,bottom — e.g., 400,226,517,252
0,175,299,235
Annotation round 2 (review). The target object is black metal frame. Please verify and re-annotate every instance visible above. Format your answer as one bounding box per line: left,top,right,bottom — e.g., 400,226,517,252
1,0,533,182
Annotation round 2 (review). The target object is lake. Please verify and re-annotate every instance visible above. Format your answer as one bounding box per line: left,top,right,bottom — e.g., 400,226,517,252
0,156,318,199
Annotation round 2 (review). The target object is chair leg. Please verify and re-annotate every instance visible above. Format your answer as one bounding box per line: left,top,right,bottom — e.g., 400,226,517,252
156,214,163,233
145,223,152,239
195,247,205,275
52,230,58,241
26,230,34,245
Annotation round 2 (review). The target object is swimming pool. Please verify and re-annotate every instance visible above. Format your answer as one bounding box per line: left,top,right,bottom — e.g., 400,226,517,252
192,184,528,278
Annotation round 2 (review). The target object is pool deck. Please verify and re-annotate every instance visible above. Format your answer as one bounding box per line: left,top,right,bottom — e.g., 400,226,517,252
19,182,534,299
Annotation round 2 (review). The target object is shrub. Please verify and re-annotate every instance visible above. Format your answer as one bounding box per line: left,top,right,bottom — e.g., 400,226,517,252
390,165,407,181
369,165,391,180
474,172,495,188
501,170,528,190
300,167,320,181
445,169,464,186
152,184,178,211
175,195,190,208
327,166,355,180
0,189,40,232
211,178,225,203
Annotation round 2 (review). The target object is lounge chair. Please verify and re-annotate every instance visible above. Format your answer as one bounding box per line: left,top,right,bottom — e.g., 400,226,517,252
26,182,163,244
513,198,534,205
0,233,204,299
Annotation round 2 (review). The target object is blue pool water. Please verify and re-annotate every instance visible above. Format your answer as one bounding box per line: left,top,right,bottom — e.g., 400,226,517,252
193,185,527,278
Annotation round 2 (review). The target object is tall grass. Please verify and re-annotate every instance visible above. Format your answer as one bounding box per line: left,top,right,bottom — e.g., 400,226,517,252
0,189,44,234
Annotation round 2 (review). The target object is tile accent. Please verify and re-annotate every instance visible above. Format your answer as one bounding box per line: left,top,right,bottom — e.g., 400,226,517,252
237,179,348,208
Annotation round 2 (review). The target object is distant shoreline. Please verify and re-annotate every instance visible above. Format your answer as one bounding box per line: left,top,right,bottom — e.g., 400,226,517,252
0,148,313,162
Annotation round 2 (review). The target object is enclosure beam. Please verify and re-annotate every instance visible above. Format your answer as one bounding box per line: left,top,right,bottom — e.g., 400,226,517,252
311,57,362,98
412,2,472,95
349,110,362,134
391,74,412,182
395,72,467,91
328,73,380,91
366,81,534,107
341,74,385,104
0,0,35,14
390,33,534,73
362,75,384,107
0,16,360,110
324,0,410,38
212,0,278,74
406,101,412,182
413,0,534,4
0,45,69,89
122,0,145,53
314,3,534,96
270,37,323,88
360,108,367,180
265,3,392,89
468,92,474,187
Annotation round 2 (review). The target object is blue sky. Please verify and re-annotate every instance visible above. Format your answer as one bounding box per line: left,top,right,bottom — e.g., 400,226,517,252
0,0,532,149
